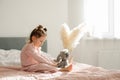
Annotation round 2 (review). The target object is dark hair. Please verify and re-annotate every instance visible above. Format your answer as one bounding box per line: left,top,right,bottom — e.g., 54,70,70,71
29,25,47,43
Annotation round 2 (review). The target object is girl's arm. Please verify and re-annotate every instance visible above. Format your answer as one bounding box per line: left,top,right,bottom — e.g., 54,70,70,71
41,53,57,66
27,46,55,65
40,51,54,62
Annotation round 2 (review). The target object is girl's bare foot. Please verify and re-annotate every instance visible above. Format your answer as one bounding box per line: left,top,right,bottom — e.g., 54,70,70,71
59,64,73,72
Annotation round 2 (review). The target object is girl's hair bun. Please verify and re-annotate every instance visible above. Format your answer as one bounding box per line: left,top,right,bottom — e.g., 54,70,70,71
36,25,47,32
43,27,47,31
37,25,43,30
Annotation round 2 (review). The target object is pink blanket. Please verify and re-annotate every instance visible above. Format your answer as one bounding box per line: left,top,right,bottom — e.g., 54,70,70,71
0,62,120,80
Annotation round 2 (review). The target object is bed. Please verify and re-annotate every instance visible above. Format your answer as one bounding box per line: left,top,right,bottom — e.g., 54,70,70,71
0,37,120,80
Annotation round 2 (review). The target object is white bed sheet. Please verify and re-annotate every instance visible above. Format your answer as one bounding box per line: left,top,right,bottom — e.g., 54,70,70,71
0,49,21,67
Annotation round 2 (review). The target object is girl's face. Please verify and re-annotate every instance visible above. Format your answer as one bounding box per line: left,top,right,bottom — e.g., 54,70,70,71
32,36,46,47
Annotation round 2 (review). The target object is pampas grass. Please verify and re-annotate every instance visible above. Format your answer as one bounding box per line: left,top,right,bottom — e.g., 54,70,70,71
60,23,86,52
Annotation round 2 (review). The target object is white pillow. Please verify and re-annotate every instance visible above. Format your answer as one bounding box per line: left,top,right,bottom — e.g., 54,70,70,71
0,49,21,67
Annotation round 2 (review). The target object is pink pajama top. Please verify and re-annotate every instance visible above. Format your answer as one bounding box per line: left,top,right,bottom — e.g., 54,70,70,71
20,43,57,72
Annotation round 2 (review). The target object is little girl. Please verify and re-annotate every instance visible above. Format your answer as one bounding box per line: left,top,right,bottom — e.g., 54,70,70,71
20,25,58,73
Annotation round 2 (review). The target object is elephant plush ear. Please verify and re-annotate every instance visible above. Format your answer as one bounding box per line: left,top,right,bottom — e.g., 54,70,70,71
60,23,86,52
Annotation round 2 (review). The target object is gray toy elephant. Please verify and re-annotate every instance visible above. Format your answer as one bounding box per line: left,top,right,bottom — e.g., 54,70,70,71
55,49,69,68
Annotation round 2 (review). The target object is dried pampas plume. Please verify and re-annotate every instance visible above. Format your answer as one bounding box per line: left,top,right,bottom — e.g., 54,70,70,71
60,23,86,53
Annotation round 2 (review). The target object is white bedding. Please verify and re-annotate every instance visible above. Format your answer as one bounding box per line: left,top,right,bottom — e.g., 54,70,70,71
0,49,21,67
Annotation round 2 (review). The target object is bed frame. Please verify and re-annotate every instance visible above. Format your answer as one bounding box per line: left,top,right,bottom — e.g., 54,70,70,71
0,37,47,52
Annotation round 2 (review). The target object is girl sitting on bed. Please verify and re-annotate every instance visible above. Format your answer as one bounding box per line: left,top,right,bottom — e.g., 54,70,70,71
20,25,58,73
20,25,72,73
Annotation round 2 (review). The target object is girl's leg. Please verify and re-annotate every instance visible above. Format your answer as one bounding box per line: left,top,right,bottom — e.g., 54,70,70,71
25,63,59,72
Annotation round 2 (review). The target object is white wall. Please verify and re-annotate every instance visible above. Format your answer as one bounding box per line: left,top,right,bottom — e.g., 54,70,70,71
0,0,68,57
68,0,84,28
